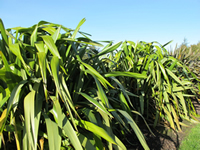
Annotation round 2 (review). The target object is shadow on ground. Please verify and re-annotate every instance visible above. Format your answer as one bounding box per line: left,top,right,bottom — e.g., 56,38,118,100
123,100,200,150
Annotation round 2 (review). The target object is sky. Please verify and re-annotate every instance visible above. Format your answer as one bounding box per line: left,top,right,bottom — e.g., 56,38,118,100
1,0,200,51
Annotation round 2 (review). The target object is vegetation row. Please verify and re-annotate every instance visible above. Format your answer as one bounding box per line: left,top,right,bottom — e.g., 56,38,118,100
0,18,199,150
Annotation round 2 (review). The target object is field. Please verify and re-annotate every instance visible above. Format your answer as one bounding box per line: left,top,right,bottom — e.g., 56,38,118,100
0,18,199,150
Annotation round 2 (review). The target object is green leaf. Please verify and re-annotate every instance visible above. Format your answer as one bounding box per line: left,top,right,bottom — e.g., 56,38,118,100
105,71,147,79
71,18,86,39
78,133,96,150
7,80,27,113
24,90,35,149
37,52,48,101
41,26,56,35
110,77,134,108
93,77,110,108
9,44,24,65
9,43,31,76
0,18,8,45
168,59,178,71
0,80,27,133
117,109,149,150
122,41,129,57
52,25,61,42
172,86,192,92
139,94,144,115
35,41,45,53
95,42,122,57
166,68,183,86
162,106,175,130
0,51,11,72
50,56,78,130
176,92,188,117
50,56,61,93
79,92,112,117
158,61,171,93
43,113,61,150
50,97,83,150
23,82,42,150
30,24,38,46
131,110,155,136
81,62,114,89
75,119,117,145
171,105,181,131
0,51,21,91
0,109,7,129
119,92,131,115
62,114,83,150
65,18,86,58
162,40,173,48
41,36,61,58
0,96,9,109
163,89,171,112
113,135,127,150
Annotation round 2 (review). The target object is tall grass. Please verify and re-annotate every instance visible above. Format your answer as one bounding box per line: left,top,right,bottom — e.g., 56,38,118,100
0,18,198,150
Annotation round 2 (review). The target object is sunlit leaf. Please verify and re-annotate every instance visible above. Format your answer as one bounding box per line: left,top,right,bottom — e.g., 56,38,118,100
75,119,117,145
105,71,147,79
79,92,112,117
117,110,149,150
43,113,61,150
42,36,61,58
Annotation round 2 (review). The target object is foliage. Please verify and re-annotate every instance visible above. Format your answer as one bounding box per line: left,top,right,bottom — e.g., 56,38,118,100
111,40,198,128
169,39,200,99
169,39,200,79
0,18,198,149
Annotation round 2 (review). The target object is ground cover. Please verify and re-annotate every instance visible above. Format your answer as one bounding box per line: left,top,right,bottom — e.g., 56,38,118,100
179,122,200,150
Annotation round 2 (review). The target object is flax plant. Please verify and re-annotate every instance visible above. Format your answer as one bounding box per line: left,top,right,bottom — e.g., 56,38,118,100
111,41,198,130
169,44,200,100
0,18,151,150
0,18,198,150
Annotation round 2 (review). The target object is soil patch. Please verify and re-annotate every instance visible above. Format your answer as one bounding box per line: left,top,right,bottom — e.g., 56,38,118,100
124,101,200,150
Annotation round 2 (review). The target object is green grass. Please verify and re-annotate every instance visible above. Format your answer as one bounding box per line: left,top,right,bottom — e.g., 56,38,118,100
179,123,200,150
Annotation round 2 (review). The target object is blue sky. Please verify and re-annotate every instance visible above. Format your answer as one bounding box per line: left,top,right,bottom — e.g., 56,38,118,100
1,0,200,50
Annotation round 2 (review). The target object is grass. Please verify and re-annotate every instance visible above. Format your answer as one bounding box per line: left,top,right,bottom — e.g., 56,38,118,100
179,123,200,150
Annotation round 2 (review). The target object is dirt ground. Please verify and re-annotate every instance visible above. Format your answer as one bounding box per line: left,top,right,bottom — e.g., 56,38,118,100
124,100,200,150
